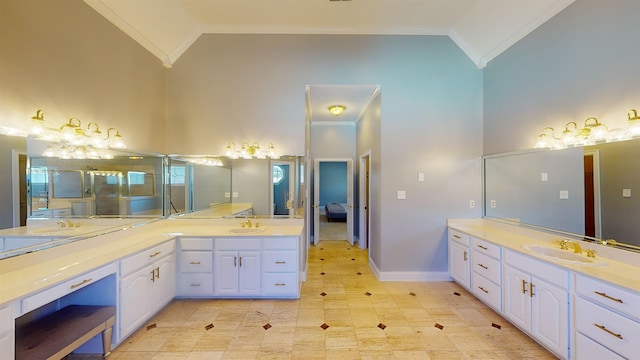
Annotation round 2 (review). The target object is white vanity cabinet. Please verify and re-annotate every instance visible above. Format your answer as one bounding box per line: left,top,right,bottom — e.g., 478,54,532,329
177,238,214,297
213,238,261,296
503,249,569,359
0,302,17,359
470,237,502,311
574,274,640,360
262,237,299,297
119,240,176,339
448,229,470,289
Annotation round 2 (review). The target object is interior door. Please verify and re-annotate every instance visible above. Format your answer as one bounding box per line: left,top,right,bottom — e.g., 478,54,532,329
313,160,320,246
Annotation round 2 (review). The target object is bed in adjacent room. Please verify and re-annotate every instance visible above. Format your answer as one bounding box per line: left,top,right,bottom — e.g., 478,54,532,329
324,203,347,222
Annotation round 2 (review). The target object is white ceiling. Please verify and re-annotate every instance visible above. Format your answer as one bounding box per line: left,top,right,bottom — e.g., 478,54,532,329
83,0,574,123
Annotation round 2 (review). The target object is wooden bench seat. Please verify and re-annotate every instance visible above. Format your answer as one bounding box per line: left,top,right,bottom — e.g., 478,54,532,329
16,305,116,360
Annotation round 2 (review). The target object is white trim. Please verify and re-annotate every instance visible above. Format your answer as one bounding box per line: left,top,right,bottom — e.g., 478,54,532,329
11,150,24,227
369,257,451,281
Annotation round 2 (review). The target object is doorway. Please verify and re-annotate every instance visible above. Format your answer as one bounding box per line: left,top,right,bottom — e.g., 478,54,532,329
271,160,295,216
13,151,28,227
313,159,353,246
358,151,371,249
584,150,601,238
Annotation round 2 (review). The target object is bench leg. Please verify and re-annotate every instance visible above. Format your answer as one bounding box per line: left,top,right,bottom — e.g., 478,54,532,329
101,326,113,359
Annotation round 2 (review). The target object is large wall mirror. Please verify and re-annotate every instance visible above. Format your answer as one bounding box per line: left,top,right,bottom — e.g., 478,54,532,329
29,153,166,218
484,138,640,251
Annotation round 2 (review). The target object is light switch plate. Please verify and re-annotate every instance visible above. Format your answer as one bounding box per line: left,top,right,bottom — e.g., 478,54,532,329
418,173,425,182
396,190,406,200
232,192,239,198
225,192,231,198
541,172,548,182
559,190,569,199
622,188,632,198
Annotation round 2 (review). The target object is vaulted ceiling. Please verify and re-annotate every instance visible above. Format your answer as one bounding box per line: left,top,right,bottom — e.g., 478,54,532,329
84,0,574,69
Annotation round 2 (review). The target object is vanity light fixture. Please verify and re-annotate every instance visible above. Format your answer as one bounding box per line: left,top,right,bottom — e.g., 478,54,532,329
188,157,223,166
534,127,560,149
225,141,278,159
328,105,346,116
628,109,640,136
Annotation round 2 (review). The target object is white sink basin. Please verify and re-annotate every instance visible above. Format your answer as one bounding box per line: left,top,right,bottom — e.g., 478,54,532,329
523,244,608,266
227,227,267,234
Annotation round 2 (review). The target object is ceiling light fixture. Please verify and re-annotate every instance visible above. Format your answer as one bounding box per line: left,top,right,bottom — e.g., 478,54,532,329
328,105,346,116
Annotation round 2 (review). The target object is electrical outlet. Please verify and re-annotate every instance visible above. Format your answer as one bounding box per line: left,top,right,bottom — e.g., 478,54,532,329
469,200,475,208
396,190,406,200
232,192,239,198
490,200,496,208
559,190,569,199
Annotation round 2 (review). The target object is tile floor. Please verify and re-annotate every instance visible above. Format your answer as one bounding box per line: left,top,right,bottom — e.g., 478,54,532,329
103,241,557,360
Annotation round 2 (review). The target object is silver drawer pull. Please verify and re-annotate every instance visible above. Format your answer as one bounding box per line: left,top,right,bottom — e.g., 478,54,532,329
275,261,286,264
190,284,201,287
190,261,201,265
149,251,161,258
594,291,624,303
275,283,286,287
70,278,92,289
594,323,623,339
478,264,488,270
478,286,488,294
476,245,488,250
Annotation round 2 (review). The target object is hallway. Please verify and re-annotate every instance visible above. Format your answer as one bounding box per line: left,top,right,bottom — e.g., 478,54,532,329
105,241,556,359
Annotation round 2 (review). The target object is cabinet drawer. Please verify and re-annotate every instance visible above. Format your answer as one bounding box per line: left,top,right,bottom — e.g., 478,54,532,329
576,274,640,320
180,238,213,251
262,273,299,295
120,241,176,276
215,237,261,251
180,251,213,272
52,208,71,216
22,263,116,313
263,237,297,250
471,272,501,311
504,249,568,290
575,297,640,360
471,237,501,259
575,333,624,360
471,250,500,284
448,228,469,246
178,273,213,296
263,251,297,272
0,305,13,332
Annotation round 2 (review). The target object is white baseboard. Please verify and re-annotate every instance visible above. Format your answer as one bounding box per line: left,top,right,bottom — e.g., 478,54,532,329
368,257,452,282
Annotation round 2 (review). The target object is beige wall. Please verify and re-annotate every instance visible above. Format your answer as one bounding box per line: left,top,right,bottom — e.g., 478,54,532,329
0,0,167,154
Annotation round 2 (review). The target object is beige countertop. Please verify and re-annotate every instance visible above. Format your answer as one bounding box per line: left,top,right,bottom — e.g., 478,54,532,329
0,218,303,306
448,218,640,293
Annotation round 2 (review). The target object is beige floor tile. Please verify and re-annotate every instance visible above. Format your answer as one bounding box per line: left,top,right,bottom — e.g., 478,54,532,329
109,240,555,360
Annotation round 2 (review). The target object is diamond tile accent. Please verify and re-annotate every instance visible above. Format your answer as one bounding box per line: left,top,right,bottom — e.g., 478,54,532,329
263,323,272,330
492,323,502,329
204,324,214,330
351,258,355,261
434,323,444,330
409,292,416,296
453,292,461,296
146,323,157,330
357,272,362,275
365,292,372,296
377,323,387,330
320,292,327,296
320,323,330,330
320,272,326,275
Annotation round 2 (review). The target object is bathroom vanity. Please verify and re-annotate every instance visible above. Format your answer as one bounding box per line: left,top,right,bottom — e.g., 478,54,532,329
0,215,305,358
448,218,640,360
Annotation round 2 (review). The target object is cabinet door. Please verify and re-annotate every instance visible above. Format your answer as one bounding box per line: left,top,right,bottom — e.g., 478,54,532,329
503,265,530,331
531,277,568,358
449,241,470,289
120,264,154,337
238,251,261,295
214,251,239,295
154,255,176,308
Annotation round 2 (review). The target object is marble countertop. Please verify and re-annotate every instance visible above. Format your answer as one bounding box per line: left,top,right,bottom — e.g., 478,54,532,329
448,218,640,293
0,218,304,306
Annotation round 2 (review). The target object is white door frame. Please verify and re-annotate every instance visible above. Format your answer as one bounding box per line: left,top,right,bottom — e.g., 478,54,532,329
358,151,371,249
313,158,353,246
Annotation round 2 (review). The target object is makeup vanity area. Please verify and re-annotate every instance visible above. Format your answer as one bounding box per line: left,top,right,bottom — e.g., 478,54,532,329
0,147,307,359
